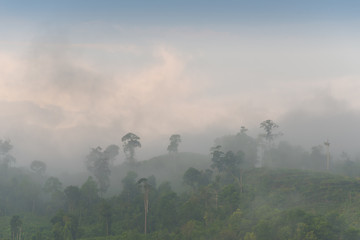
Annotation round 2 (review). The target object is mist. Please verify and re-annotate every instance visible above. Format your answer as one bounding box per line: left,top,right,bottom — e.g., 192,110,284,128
2,33,360,173
3,2,360,239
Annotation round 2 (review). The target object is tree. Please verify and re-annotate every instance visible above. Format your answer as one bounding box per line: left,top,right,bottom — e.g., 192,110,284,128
64,186,81,213
210,145,225,172
44,177,64,213
167,134,181,153
183,167,212,190
258,120,282,167
86,145,119,195
122,132,141,163
44,177,63,194
156,183,178,230
80,176,99,209
10,215,22,240
324,140,330,171
211,145,243,190
183,167,202,190
215,128,257,171
137,177,151,236
121,171,140,204
259,119,282,144
30,160,47,176
0,139,15,168
51,210,79,240
239,126,248,134
99,200,112,236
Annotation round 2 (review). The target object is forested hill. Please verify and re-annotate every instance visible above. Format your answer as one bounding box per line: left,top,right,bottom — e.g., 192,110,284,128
108,152,211,194
244,168,360,212
2,158,360,239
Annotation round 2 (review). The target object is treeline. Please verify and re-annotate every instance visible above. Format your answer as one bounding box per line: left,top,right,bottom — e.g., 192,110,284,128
2,159,360,239
1,121,360,239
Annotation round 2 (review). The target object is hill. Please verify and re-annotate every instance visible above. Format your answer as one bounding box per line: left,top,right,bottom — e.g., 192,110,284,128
107,152,211,195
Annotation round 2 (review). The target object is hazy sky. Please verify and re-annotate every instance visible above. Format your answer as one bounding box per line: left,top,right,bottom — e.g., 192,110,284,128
1,1,360,171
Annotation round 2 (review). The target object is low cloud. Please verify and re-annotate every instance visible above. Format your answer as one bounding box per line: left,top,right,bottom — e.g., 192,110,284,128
280,93,360,157
1,30,360,172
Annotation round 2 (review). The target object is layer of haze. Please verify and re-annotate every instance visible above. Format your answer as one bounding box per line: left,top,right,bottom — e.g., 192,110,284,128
1,1,360,172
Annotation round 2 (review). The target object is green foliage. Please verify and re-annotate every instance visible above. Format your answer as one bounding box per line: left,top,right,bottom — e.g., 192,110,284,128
51,210,79,240
4,141,360,240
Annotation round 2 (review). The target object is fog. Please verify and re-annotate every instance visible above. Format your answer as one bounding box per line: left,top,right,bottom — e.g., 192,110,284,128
3,2,360,239
1,2,360,175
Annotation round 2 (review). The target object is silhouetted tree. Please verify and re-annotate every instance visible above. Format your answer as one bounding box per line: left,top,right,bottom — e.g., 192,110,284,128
86,145,119,195
211,145,243,190
259,119,282,144
122,132,141,163
30,160,47,176
215,128,257,169
167,134,181,153
0,139,15,168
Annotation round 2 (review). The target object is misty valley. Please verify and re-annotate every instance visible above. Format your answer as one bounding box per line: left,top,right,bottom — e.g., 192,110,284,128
1,120,360,240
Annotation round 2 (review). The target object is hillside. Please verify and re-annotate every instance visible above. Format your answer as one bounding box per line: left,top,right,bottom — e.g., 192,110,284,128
108,152,211,195
241,168,360,231
3,158,360,239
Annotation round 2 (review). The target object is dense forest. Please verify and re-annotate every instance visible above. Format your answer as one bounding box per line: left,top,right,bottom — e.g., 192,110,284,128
1,121,360,240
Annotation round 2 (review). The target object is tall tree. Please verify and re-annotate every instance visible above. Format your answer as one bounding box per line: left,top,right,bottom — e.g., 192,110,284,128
64,186,81,214
30,160,47,176
0,139,15,168
167,134,181,153
210,145,225,172
80,176,99,210
86,145,119,195
10,215,22,240
210,145,243,190
99,200,112,237
137,178,151,236
121,171,140,204
259,120,282,167
122,133,141,163
44,177,64,213
259,119,282,144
